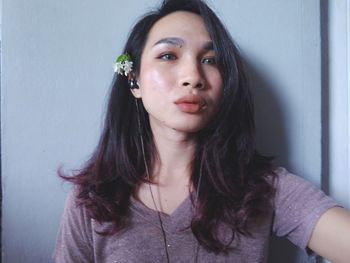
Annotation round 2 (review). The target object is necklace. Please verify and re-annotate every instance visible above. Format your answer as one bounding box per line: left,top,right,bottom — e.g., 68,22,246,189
135,99,201,263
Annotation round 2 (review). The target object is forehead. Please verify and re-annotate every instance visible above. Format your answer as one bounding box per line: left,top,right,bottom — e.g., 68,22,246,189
146,11,211,43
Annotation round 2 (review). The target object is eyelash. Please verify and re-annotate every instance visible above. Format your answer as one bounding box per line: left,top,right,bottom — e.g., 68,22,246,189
158,53,176,60
157,53,217,65
202,57,216,65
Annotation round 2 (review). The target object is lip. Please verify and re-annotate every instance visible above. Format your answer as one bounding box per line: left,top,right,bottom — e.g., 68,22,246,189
174,95,206,113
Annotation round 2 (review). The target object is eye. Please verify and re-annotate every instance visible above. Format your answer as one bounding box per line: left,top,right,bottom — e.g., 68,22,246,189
158,53,177,60
202,57,217,65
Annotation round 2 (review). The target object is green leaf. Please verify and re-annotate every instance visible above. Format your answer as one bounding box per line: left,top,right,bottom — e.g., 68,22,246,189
116,53,131,63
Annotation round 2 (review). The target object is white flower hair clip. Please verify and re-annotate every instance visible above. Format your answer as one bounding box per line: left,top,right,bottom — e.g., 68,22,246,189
113,53,133,76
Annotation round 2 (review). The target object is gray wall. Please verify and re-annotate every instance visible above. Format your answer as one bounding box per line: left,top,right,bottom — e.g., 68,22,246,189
1,0,347,262
327,0,350,208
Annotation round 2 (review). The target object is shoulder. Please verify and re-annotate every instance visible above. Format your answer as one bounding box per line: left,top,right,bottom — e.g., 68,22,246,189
54,188,94,262
273,166,308,185
272,167,338,211
63,188,85,215
59,187,92,229
272,167,323,198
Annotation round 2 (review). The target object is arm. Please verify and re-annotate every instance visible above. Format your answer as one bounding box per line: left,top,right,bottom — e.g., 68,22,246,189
308,207,350,263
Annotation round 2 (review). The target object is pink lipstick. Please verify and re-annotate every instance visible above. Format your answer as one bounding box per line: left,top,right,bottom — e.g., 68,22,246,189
174,95,206,113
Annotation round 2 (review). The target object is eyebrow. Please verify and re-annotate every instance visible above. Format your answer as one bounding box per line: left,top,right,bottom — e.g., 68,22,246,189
153,37,214,50
203,41,214,51
153,37,185,47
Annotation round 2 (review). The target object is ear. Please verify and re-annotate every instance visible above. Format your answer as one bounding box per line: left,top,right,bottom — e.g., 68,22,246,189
130,86,142,98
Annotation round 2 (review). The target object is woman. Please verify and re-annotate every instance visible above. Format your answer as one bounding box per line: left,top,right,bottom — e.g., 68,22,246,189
54,0,350,262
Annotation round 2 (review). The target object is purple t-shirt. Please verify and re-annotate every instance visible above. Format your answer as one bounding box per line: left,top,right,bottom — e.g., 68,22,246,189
53,168,339,262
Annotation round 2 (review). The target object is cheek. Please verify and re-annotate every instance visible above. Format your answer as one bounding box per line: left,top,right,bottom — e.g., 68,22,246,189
212,71,223,87
210,74,224,102
139,66,174,95
138,67,174,118
203,66,223,88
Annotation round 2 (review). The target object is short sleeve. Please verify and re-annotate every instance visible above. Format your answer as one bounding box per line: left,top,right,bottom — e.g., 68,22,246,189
272,168,340,252
53,189,94,263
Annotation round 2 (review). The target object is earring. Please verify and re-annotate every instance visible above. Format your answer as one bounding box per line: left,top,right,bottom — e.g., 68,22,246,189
128,79,139,89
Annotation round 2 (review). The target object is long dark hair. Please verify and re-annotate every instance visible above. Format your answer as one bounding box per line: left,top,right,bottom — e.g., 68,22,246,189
61,0,276,254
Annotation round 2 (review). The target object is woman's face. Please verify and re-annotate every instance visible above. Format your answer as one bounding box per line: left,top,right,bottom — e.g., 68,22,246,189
133,11,223,134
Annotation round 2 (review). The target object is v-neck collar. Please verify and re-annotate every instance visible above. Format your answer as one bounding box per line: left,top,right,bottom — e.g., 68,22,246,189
130,193,195,234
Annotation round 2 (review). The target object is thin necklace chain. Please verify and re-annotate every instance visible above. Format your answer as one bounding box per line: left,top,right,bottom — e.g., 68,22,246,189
135,99,201,263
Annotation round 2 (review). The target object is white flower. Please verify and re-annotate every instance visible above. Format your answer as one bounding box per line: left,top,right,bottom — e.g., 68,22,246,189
113,62,124,75
123,61,133,76
113,53,133,76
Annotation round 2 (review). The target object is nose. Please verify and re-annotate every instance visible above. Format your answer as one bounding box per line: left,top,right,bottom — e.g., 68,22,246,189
179,60,205,89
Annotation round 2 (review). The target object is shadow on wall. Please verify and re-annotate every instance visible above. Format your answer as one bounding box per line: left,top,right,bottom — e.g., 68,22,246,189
244,58,319,263
245,57,290,169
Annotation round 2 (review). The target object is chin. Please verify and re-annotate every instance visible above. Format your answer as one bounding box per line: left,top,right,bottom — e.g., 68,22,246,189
170,122,209,133
172,127,201,133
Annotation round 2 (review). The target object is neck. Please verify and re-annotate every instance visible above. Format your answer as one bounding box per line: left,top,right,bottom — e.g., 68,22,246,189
151,125,197,185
